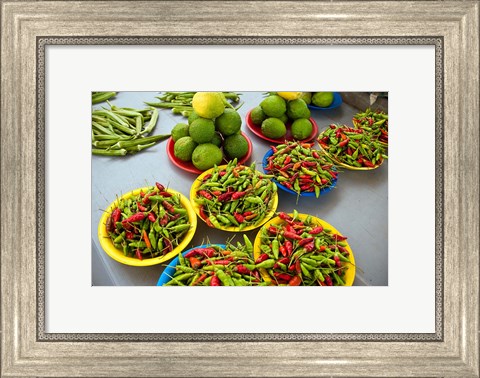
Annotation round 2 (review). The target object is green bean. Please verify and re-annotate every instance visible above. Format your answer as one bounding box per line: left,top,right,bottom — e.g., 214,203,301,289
92,91,116,104
92,148,127,156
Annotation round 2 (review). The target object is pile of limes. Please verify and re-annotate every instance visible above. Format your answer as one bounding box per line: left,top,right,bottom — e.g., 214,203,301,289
172,92,249,171
250,92,314,140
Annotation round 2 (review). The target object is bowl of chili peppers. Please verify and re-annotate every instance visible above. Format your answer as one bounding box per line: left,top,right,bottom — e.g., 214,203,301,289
262,141,338,198
157,237,268,286
98,182,197,267
352,108,388,147
317,124,388,170
253,211,356,286
190,159,279,232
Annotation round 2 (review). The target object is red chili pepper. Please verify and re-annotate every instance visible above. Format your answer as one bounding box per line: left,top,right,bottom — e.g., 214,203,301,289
270,145,278,153
333,234,348,241
155,182,165,191
284,182,293,189
312,150,320,159
231,191,248,200
184,247,216,258
139,191,145,198
284,240,293,256
279,245,287,257
210,275,221,286
295,260,302,275
207,260,231,266
303,242,315,252
197,190,213,200
236,265,252,275
123,212,145,223
309,226,323,234
338,138,349,148
333,255,342,268
324,275,333,286
279,163,294,172
217,192,233,202
111,208,121,224
278,212,293,222
192,273,208,286
159,191,173,197
147,213,156,222
268,226,280,235
283,231,302,240
125,231,134,240
137,201,148,212
277,257,290,265
243,211,253,217
234,212,245,223
162,200,175,213
255,253,269,264
329,124,336,129
135,249,143,260
202,173,212,182
160,214,168,226
288,264,296,272
274,272,292,281
300,184,312,191
284,155,291,164
289,275,302,286
162,238,173,254
301,161,317,168
218,170,227,177
244,213,257,221
363,160,375,168
319,245,326,252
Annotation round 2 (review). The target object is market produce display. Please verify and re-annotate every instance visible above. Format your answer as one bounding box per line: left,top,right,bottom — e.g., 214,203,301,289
93,91,389,286
263,141,338,198
158,237,268,286
190,159,278,231
92,103,169,156
317,124,388,170
352,108,388,146
99,183,196,266
254,212,355,286
246,92,318,142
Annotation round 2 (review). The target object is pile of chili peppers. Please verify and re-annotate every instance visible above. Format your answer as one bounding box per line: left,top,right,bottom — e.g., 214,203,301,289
163,235,268,286
194,158,277,230
257,211,352,286
352,108,388,145
264,141,337,198
317,124,388,168
105,182,191,260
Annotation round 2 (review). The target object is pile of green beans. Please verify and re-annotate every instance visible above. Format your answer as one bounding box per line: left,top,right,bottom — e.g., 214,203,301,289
92,102,170,156
194,159,277,230
145,92,242,117
92,91,116,104
317,124,388,168
258,211,352,286
352,108,388,145
265,141,338,198
105,182,191,260
163,235,268,286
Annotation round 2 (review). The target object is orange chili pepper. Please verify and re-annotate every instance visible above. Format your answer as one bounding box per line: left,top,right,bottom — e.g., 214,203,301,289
142,230,151,249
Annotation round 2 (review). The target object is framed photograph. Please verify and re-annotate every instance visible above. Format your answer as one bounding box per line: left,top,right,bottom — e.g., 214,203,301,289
1,1,478,377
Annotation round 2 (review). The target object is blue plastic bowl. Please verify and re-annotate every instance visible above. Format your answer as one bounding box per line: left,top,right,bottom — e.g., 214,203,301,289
262,148,337,198
308,92,343,110
156,244,226,286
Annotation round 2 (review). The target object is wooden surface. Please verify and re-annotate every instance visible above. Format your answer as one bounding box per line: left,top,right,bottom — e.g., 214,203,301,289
1,1,479,377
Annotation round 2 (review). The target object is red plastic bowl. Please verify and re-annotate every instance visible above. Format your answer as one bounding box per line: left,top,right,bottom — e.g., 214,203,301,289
166,131,253,174
245,109,318,144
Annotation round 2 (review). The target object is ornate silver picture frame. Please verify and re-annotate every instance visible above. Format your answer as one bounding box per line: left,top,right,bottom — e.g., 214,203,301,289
1,1,478,376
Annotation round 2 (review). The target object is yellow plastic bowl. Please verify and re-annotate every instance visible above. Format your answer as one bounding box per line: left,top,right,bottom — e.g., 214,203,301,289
190,165,278,232
253,213,356,286
98,187,197,267
317,130,384,171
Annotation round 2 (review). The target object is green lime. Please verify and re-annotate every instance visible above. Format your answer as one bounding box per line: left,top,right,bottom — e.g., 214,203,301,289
312,92,334,107
278,113,289,125
171,123,190,142
210,132,223,147
250,106,266,126
260,95,286,117
191,143,224,171
189,118,216,144
287,99,310,120
215,108,242,136
300,92,312,105
291,118,313,140
188,111,201,125
261,118,287,139
173,136,197,162
223,133,249,159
